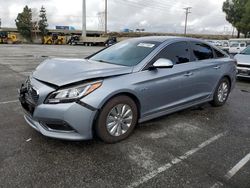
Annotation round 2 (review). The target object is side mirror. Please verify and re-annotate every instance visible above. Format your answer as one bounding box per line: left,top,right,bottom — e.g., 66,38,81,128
152,58,174,69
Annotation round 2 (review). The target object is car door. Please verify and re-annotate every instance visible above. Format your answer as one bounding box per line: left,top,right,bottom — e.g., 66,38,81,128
188,41,225,98
134,41,200,117
229,43,240,54
239,42,247,53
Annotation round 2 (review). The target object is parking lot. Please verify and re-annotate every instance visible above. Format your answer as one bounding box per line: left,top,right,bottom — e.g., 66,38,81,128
0,44,250,188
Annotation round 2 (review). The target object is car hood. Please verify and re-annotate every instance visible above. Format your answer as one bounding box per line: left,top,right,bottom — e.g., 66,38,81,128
234,54,250,65
32,58,133,86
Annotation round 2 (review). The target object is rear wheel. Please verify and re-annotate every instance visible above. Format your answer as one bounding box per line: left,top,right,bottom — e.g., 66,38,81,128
211,77,230,107
95,95,138,143
57,40,63,45
47,40,52,45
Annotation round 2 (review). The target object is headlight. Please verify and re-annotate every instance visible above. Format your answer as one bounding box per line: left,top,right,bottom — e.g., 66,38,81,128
46,81,102,104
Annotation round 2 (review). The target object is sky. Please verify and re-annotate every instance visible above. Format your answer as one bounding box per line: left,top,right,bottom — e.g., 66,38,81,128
0,0,232,34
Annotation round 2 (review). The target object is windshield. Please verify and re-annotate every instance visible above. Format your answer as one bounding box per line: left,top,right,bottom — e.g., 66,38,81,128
240,46,250,55
90,40,160,66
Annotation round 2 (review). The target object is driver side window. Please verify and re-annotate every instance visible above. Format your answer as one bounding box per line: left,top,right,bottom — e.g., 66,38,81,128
153,42,191,65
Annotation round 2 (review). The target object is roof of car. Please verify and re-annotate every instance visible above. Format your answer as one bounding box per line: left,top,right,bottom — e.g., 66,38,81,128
130,36,201,43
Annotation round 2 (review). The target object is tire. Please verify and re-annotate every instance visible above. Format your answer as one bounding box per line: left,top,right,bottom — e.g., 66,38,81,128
47,40,52,45
210,77,231,107
95,95,138,143
57,40,62,45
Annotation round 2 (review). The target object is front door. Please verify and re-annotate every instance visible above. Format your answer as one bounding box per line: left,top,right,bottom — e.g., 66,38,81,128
134,41,198,117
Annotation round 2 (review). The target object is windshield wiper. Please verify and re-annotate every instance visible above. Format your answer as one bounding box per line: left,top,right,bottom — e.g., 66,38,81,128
93,59,129,67
95,59,112,64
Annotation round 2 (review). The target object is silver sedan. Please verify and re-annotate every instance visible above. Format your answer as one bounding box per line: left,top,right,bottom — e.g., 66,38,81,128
19,37,237,143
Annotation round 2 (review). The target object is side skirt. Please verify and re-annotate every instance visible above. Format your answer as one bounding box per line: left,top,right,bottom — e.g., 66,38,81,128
138,98,212,123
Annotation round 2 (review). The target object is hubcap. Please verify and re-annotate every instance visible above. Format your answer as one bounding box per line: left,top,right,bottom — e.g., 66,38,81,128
106,104,133,137
217,82,229,103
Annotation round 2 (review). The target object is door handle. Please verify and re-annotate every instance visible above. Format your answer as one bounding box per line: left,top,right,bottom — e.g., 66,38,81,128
213,66,221,69
184,72,193,77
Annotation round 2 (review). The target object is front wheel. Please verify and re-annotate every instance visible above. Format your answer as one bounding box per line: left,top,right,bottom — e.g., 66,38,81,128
95,96,138,143
211,78,230,107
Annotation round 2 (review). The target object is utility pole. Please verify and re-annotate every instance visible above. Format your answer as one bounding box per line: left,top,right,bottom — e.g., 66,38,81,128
105,0,108,33
184,7,192,36
82,0,86,38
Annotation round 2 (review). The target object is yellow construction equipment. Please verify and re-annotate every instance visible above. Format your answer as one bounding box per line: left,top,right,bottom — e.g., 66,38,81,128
43,33,66,45
0,32,18,44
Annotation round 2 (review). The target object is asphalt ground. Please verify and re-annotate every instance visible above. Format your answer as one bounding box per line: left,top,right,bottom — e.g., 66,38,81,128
0,44,250,188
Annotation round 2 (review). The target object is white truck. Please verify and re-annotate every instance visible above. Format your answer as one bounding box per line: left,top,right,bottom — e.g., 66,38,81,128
69,36,109,46
229,38,250,54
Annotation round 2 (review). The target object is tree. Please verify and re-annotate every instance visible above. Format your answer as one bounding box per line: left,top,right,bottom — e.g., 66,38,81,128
38,6,48,37
238,0,250,37
15,6,33,41
222,0,248,38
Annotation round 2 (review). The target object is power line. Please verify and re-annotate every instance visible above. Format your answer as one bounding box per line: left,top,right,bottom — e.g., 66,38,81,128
122,0,188,10
116,0,185,13
128,0,190,11
183,7,192,35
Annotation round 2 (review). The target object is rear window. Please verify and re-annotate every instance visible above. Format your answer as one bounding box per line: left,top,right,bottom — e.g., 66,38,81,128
230,43,239,47
190,42,214,61
214,49,226,58
240,43,246,47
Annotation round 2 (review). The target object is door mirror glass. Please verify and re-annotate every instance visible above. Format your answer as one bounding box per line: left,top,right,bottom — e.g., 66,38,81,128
152,58,174,69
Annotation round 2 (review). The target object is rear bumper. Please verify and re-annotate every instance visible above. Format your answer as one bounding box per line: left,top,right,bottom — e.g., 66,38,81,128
22,102,97,141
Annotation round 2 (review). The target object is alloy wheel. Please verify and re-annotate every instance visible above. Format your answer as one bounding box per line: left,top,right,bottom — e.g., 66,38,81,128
106,104,133,137
217,82,229,103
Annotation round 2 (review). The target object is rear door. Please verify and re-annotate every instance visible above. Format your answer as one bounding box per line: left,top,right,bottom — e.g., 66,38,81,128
239,42,247,53
188,41,226,97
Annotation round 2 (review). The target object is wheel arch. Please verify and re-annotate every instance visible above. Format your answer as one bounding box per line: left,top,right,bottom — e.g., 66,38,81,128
223,75,231,87
91,91,142,138
213,75,232,93
100,91,141,118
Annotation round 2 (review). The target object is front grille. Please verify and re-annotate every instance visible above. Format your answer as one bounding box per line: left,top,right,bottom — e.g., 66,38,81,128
238,64,250,68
